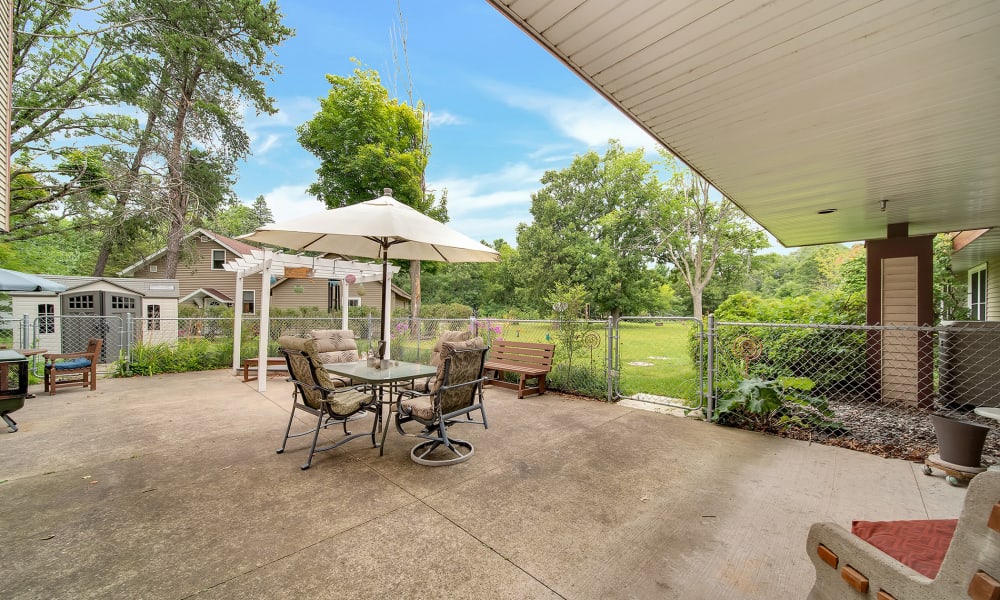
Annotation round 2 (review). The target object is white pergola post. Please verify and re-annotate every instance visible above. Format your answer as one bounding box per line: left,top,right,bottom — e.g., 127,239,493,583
231,270,245,374
341,280,349,331
257,253,271,392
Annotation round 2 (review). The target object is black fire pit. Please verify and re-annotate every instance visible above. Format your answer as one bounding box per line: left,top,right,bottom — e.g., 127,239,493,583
0,350,30,432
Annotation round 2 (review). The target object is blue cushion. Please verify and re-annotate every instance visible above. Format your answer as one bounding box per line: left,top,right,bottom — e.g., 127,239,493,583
54,358,91,370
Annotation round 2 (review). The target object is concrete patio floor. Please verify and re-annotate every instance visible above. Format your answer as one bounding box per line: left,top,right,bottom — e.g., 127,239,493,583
0,369,967,599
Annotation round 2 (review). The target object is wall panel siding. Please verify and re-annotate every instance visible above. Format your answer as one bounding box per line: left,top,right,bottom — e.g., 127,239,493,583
988,257,1000,321
881,256,919,405
137,239,263,306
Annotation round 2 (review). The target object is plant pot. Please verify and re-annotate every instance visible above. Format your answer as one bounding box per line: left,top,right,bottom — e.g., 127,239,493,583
930,414,990,468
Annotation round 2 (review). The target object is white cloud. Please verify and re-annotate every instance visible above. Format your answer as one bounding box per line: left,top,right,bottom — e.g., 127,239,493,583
429,163,545,244
243,184,325,222
254,134,281,156
427,110,465,126
483,81,658,150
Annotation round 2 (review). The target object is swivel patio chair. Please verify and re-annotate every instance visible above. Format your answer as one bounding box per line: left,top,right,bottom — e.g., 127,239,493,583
43,338,102,396
407,328,471,393
277,335,377,470
390,337,489,466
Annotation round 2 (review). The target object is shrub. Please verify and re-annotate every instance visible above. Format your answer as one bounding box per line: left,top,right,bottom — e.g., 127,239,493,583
713,376,844,433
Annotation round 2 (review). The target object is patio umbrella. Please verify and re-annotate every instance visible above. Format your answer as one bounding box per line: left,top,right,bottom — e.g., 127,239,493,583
242,188,499,357
0,268,66,292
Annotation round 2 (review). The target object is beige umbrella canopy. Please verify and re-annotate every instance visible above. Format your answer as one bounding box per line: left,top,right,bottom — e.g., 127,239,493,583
242,189,499,356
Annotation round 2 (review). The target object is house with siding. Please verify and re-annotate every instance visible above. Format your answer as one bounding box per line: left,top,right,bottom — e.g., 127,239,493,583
952,229,1000,322
119,228,409,315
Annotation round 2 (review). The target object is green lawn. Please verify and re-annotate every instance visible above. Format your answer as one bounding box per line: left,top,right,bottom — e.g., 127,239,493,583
616,320,702,404
395,319,700,403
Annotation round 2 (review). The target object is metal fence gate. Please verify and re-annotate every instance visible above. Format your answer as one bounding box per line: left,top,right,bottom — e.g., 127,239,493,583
611,316,705,411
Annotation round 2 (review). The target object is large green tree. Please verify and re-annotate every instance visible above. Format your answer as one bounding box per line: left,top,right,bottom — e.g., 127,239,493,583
651,154,769,319
297,64,446,320
514,141,665,319
8,0,135,242
102,0,292,278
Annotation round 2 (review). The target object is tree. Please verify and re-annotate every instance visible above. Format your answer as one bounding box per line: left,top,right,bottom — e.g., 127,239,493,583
297,63,446,320
104,0,292,278
7,0,137,241
651,154,769,319
207,195,274,237
514,141,665,319
251,195,275,228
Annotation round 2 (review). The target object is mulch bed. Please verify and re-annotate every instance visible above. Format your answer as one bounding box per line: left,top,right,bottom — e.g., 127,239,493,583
758,397,1000,466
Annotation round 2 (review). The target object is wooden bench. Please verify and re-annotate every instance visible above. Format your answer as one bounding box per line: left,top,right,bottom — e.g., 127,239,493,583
242,357,288,382
483,340,555,398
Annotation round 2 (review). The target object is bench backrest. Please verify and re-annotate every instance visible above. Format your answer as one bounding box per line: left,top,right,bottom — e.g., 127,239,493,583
489,340,555,369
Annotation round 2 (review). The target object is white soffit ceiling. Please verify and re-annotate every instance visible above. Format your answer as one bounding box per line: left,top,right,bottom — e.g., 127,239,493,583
486,0,1000,247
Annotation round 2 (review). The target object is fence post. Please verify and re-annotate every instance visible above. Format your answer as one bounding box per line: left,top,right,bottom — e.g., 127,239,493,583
607,316,616,402
706,314,716,419
21,314,30,348
126,313,133,363
470,315,478,337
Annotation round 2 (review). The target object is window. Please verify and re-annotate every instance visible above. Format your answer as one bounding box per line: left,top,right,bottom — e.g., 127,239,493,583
38,304,54,334
242,290,255,314
68,294,94,310
969,264,987,321
147,304,161,331
111,295,135,310
348,297,361,307
212,249,226,270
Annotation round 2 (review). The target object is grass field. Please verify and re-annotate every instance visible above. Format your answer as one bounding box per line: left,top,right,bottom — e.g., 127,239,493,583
616,320,701,403
390,318,701,404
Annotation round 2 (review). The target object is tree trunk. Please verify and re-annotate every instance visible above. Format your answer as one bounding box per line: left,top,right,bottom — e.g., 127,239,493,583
162,70,200,279
691,287,704,321
93,75,167,276
409,259,421,321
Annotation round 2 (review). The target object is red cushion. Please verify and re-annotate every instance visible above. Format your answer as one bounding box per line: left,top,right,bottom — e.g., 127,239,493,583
851,519,958,579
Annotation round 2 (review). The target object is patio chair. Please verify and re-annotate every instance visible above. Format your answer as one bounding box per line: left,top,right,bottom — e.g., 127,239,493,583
276,335,376,470
43,338,102,396
407,329,471,393
390,337,489,466
308,329,361,387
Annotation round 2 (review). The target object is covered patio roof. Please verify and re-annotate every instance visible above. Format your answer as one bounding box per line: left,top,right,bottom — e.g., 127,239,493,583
486,0,1000,247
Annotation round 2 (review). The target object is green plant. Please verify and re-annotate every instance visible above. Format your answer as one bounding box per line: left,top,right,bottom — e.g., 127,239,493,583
713,376,844,433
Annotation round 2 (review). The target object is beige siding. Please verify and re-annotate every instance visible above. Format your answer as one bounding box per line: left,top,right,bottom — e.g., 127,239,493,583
270,277,330,311
0,0,11,232
139,298,179,345
137,238,263,309
270,278,410,313
11,295,59,351
988,257,1000,321
881,256,919,404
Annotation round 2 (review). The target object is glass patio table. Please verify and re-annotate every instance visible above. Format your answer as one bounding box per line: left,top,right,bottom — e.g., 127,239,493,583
323,360,436,443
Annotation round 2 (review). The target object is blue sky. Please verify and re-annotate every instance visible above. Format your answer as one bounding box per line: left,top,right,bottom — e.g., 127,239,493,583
236,0,660,246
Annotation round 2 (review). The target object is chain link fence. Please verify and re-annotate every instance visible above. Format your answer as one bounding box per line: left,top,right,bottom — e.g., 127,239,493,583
8,309,997,466
710,320,1000,465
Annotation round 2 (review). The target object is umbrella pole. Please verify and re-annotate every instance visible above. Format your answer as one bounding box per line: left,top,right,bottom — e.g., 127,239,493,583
380,246,390,360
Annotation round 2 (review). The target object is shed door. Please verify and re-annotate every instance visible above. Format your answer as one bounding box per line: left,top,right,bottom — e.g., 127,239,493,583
103,292,139,362
60,293,101,354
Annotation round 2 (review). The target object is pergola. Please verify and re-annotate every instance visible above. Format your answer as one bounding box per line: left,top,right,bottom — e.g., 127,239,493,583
224,250,399,392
